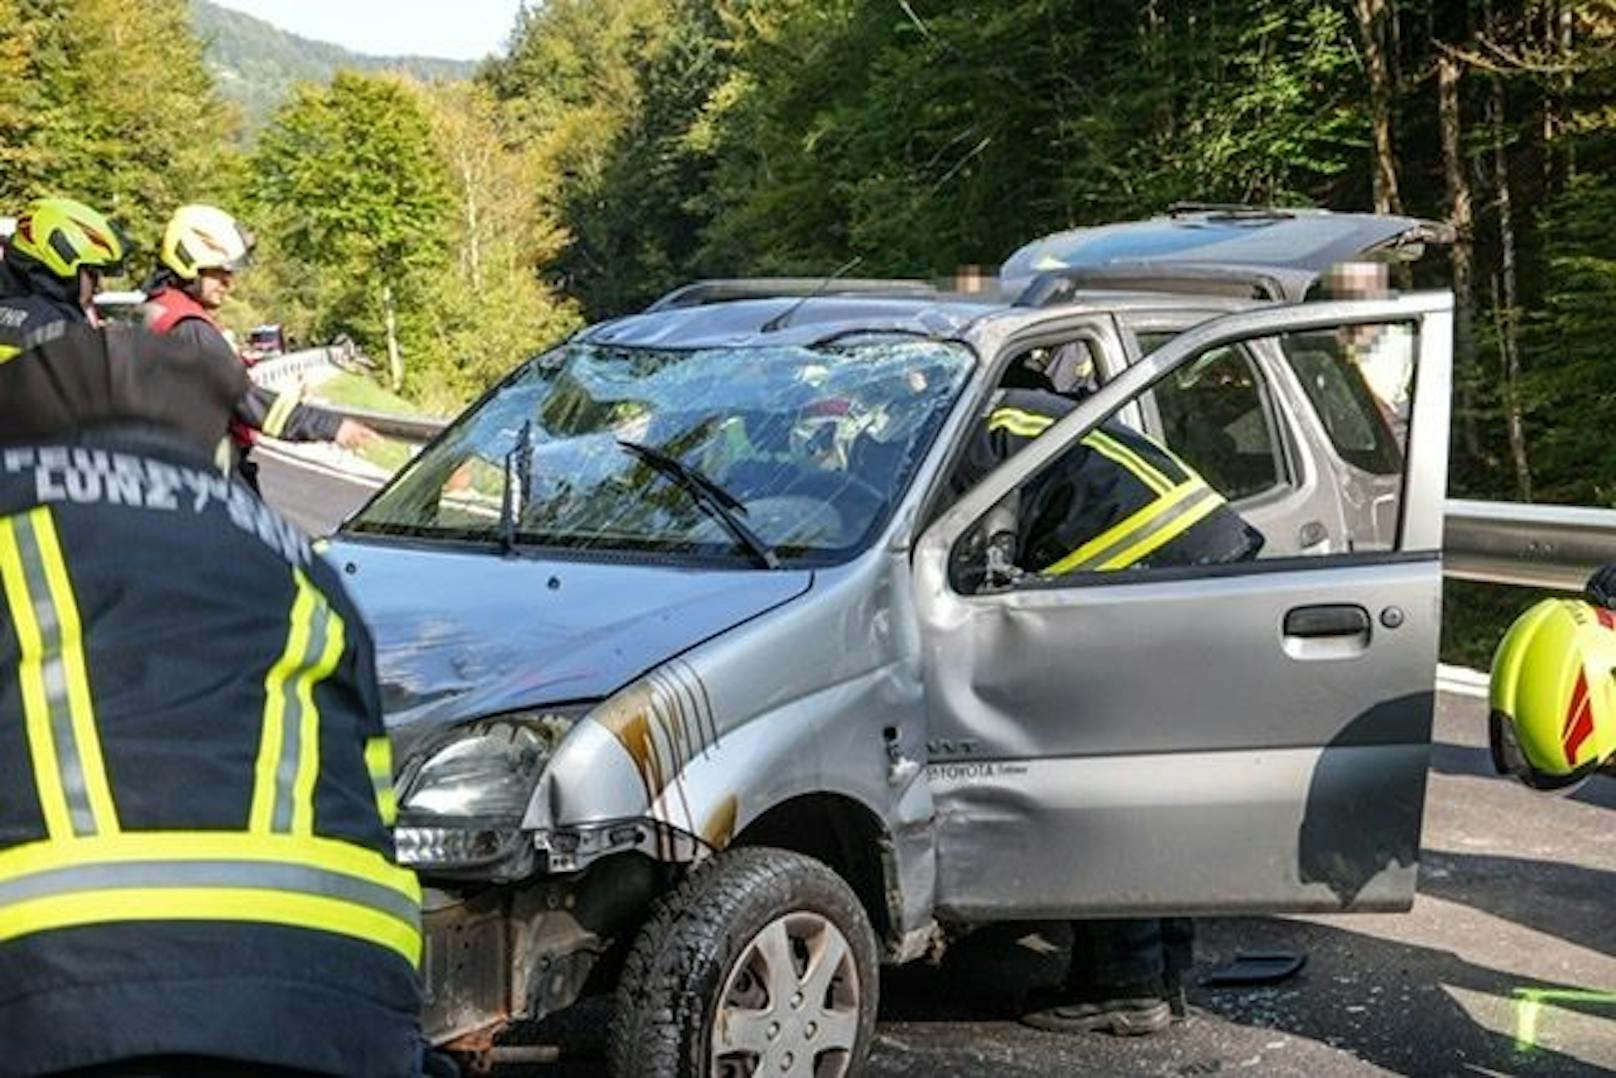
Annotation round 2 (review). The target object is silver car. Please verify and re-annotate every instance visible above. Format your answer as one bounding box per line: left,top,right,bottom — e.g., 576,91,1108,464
327,209,1455,1076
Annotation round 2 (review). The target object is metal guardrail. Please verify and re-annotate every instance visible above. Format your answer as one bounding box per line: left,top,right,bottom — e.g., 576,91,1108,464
248,347,345,392
1443,498,1616,591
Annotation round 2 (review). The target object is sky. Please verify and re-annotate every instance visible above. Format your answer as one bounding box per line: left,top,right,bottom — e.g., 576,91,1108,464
210,0,525,61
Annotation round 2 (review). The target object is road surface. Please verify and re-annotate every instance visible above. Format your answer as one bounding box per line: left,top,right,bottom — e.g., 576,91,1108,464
261,450,1616,1076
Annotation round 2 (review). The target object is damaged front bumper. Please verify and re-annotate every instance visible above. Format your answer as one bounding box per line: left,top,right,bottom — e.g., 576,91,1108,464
420,854,662,1048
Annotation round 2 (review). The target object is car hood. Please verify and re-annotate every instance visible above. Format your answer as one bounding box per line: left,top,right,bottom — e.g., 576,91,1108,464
327,537,812,749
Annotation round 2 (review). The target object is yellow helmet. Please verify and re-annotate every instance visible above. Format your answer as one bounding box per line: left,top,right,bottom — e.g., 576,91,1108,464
1489,598,1616,791
160,204,253,280
8,197,126,279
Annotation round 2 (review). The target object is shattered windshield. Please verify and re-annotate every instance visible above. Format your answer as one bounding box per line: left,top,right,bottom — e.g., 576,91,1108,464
346,339,975,564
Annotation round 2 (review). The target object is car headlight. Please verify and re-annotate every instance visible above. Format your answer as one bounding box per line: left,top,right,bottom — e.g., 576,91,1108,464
395,709,586,877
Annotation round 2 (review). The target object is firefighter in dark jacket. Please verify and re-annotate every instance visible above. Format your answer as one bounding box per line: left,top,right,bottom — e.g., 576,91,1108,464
0,323,424,1076
143,203,377,492
0,197,127,361
951,354,1262,581
953,349,1263,1037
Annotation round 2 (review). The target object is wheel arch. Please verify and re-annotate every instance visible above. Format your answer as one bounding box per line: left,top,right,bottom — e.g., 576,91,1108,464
731,791,897,950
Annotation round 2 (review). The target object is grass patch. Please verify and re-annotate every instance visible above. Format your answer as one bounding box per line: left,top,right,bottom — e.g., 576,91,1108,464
359,439,416,476
309,371,420,415
1441,578,1576,670
296,372,425,476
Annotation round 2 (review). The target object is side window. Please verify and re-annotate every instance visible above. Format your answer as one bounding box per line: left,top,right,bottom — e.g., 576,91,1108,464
990,337,1106,396
1147,345,1284,502
1284,328,1410,474
950,322,1419,593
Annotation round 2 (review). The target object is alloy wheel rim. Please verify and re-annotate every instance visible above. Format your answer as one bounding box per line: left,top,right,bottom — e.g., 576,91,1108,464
710,910,861,1078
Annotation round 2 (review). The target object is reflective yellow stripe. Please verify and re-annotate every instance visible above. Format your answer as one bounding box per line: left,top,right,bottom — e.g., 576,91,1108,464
0,831,421,964
1082,429,1172,496
291,609,345,835
1043,480,1210,575
365,737,397,827
261,392,298,438
1099,487,1226,570
1144,435,1201,487
0,889,419,966
253,573,343,833
253,570,343,835
31,512,118,834
252,579,315,831
0,344,19,364
0,830,419,894
0,511,118,837
0,516,72,839
987,407,1057,438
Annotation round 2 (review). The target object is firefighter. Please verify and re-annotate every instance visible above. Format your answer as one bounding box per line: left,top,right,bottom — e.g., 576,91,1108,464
1488,568,1616,792
952,349,1263,1036
951,348,1263,584
0,323,425,1075
0,197,127,361
142,203,377,492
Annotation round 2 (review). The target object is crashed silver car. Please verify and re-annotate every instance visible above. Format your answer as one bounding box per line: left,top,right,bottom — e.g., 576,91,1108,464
326,208,1456,1075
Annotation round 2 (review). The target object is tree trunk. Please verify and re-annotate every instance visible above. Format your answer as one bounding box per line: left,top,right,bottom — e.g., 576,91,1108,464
1439,54,1482,458
1354,0,1403,213
383,282,403,392
1487,64,1532,500
459,147,483,292
1558,1,1575,182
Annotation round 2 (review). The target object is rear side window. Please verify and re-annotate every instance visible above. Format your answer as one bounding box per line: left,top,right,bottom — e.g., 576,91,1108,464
1283,330,1408,476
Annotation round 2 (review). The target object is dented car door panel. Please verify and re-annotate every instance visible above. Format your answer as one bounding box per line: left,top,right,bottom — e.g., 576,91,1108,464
917,294,1454,919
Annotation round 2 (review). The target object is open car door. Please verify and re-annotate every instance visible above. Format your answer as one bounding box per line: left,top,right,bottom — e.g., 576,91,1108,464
917,293,1452,919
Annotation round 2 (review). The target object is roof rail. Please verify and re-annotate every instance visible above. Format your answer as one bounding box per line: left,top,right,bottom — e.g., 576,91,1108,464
1164,202,1303,220
644,277,938,313
1014,263,1307,306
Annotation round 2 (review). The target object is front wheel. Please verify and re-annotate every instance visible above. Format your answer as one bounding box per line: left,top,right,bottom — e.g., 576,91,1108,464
609,847,880,1078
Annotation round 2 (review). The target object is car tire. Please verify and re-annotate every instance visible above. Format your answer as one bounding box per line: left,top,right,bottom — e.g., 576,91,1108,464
608,846,880,1078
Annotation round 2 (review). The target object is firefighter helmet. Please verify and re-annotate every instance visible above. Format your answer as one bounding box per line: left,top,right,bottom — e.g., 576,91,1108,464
160,204,253,280
1489,598,1616,791
8,197,127,279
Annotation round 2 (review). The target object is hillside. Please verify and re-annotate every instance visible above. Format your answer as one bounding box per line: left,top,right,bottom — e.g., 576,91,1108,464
191,1,478,127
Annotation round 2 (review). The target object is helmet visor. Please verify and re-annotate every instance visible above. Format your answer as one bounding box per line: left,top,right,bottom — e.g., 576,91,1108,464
1490,708,1600,793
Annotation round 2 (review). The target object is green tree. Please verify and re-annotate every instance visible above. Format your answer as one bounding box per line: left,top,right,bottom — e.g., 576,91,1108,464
416,81,581,406
0,0,47,204
1517,11,1616,503
1,0,239,258
248,72,452,392
484,0,729,315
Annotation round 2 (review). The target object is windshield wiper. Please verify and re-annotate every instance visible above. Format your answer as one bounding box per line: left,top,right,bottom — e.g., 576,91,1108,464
616,440,780,569
498,420,533,554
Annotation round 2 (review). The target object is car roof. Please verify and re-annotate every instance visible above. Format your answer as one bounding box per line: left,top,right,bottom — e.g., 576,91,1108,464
580,295,992,350
1001,206,1454,301
576,289,1254,352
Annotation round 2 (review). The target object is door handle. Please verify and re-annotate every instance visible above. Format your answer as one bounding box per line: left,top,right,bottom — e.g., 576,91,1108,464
1284,604,1370,639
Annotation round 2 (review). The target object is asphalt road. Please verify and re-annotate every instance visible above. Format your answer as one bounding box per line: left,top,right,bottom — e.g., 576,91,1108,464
260,451,1616,1077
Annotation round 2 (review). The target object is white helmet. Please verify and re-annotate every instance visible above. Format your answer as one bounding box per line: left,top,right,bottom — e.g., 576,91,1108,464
160,204,253,280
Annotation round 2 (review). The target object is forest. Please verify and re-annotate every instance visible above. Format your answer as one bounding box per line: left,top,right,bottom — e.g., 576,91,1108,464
3,0,1614,521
